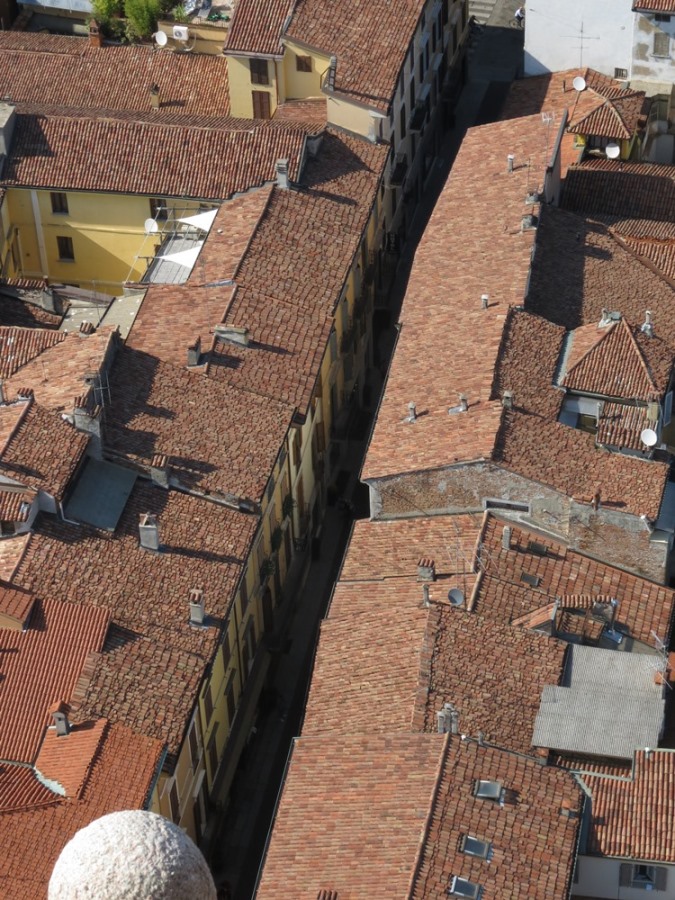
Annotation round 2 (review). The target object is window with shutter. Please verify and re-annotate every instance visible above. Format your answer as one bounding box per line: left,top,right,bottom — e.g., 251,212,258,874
202,682,214,724
252,90,271,118
168,780,180,823
654,31,670,57
249,58,269,85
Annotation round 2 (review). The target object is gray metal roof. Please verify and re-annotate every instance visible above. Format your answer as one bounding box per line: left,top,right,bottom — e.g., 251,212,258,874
64,457,137,531
532,644,665,759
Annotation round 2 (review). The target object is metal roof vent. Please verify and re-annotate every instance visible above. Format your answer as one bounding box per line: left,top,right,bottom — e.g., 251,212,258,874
448,394,468,414
406,401,417,423
481,293,489,310
507,153,515,173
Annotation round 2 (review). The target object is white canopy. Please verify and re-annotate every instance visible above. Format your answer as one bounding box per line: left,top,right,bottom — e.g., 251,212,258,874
177,209,218,231
157,243,204,268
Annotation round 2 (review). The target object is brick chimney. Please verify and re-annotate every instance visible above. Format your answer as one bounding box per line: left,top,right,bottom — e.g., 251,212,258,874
275,159,289,190
149,83,161,110
88,19,103,48
187,336,201,367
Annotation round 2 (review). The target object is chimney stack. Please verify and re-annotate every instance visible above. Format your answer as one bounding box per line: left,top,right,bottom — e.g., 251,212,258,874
139,513,160,551
275,159,289,190
88,19,103,48
507,154,515,173
214,324,250,346
407,401,417,422
417,557,436,581
437,703,459,735
502,526,512,551
422,583,430,607
50,700,71,737
0,103,16,161
641,310,654,338
481,294,489,310
502,390,514,409
149,83,161,109
458,394,468,412
150,454,170,489
188,588,205,625
187,336,201,367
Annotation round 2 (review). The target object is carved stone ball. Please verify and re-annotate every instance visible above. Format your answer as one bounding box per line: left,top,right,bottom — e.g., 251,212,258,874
48,809,217,899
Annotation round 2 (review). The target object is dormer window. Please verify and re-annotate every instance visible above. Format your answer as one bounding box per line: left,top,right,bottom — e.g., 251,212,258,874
559,396,600,435
473,779,503,803
448,876,482,898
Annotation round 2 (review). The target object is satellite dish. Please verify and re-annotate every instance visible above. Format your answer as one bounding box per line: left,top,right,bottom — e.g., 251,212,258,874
572,75,587,92
448,589,465,607
606,143,620,159
144,218,159,234
641,428,658,448
153,30,168,46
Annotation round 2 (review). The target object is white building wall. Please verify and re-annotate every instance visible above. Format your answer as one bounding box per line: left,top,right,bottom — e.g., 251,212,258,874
632,11,675,93
574,855,675,899
524,0,633,78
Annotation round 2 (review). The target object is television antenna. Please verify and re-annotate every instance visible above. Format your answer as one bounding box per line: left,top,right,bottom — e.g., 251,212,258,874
564,20,601,68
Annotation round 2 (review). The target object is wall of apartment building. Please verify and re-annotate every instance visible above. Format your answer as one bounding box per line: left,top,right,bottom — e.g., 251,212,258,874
574,855,674,898
632,10,675,91
367,462,668,582
4,187,205,294
155,20,231,57
151,709,208,844
281,39,331,103
226,54,279,119
523,0,633,79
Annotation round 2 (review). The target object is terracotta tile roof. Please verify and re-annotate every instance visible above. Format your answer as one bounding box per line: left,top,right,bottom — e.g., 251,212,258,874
0,32,231,116
0,327,65,379
104,344,293,504
528,206,675,350
491,308,565,419
12,483,257,759
362,115,548,481
502,68,645,126
258,733,582,899
0,533,30,582
0,721,163,899
305,584,566,755
35,718,107,799
563,318,659,398
567,94,647,141
0,488,35,524
206,130,386,412
411,738,582,900
225,0,290,55
583,750,675,862
0,291,61,329
273,99,327,124
0,763,56,813
614,228,675,281
633,0,675,10
553,754,631,778
473,516,675,646
4,328,116,413
338,513,482,585
286,0,425,111
562,159,675,220
69,625,204,761
0,401,90,501
0,581,34,628
3,110,312,201
0,596,109,763
596,401,652,452
127,188,272,367
258,733,449,899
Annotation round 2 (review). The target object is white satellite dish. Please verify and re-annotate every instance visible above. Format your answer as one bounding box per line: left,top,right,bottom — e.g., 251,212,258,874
153,30,168,46
448,589,465,607
572,75,587,92
606,143,620,159
144,218,159,234
641,428,658,448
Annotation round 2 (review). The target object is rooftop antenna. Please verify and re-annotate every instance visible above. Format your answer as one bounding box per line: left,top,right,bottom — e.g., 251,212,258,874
564,19,601,69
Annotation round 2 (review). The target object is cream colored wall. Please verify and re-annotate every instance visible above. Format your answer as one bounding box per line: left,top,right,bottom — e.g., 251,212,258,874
281,40,331,100
6,188,204,295
226,55,278,118
156,20,231,58
326,95,381,140
574,855,674,898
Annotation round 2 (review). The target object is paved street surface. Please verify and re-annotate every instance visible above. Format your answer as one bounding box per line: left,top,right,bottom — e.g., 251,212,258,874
209,10,524,898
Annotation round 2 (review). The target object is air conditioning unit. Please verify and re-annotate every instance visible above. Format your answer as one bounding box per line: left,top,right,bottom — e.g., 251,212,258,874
173,25,189,41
